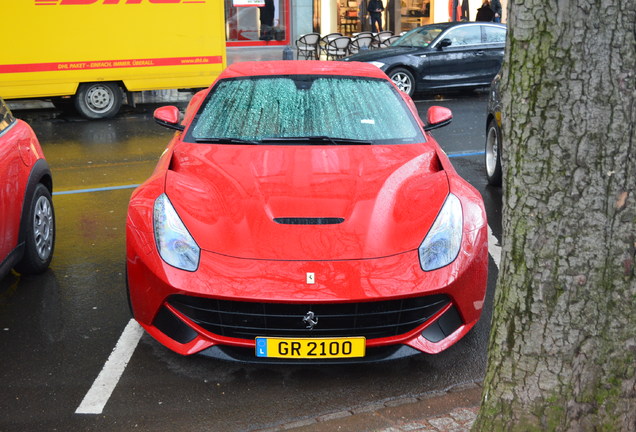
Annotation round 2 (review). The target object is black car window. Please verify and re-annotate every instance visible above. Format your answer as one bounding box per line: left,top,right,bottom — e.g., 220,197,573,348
187,75,426,145
394,26,444,48
0,99,15,134
444,26,482,46
483,26,506,44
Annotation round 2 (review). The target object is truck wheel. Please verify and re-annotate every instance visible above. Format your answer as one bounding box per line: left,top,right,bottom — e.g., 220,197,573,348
15,183,55,275
74,82,123,119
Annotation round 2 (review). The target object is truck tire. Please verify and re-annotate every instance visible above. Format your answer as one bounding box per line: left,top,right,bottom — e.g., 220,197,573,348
74,82,123,119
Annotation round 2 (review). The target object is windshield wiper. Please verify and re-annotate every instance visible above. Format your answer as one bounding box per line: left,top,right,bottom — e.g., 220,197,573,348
261,136,372,145
195,137,261,145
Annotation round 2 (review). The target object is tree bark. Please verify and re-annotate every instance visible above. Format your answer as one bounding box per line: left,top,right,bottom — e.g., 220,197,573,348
473,0,636,430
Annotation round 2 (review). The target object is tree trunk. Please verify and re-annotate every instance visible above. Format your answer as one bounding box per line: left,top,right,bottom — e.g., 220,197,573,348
473,0,636,430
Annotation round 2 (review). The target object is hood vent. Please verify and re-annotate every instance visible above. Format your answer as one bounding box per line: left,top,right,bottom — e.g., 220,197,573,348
274,217,345,225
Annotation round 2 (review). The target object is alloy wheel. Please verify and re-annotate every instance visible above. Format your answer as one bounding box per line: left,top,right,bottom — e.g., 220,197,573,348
485,124,499,178
391,72,412,95
33,195,54,261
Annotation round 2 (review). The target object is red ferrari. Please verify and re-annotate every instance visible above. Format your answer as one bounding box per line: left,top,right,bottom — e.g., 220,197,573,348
126,61,488,363
0,97,55,279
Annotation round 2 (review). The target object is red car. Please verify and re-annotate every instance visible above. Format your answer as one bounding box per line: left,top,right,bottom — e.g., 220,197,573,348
0,97,55,279
126,61,488,363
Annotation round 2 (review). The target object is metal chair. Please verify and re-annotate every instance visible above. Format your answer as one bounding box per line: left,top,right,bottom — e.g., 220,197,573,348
348,34,374,55
324,36,352,60
355,31,374,38
295,32,321,60
319,33,343,58
371,31,394,49
381,35,401,48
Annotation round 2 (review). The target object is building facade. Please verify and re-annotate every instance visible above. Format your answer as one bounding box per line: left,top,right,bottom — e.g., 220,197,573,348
224,0,507,62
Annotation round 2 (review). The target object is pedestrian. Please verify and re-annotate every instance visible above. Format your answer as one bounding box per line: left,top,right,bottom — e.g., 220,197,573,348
490,0,502,22
367,0,384,32
475,0,494,21
259,0,275,40
460,0,470,21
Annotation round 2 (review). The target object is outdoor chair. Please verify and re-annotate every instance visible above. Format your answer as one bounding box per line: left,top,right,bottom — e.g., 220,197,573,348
380,35,401,48
371,31,394,49
348,34,374,55
295,32,321,60
324,36,352,60
319,32,343,58
355,31,374,38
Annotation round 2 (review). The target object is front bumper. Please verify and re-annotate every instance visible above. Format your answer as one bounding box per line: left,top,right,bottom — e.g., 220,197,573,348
126,219,488,362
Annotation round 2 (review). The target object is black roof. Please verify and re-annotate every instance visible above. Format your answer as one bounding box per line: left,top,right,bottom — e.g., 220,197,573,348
416,21,507,31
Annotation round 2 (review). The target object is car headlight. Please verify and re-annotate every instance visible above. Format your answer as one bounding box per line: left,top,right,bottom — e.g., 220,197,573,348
368,61,386,69
153,193,200,271
418,194,463,271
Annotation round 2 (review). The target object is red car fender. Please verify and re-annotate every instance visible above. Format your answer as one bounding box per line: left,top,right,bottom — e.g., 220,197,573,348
16,120,44,167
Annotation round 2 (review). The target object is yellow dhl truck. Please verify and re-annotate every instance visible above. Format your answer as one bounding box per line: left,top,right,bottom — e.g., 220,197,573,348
1,0,227,118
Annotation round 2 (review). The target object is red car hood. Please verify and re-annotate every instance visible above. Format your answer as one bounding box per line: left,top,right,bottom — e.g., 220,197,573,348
165,143,449,260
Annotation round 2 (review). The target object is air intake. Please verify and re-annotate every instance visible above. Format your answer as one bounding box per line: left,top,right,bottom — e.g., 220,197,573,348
273,217,344,225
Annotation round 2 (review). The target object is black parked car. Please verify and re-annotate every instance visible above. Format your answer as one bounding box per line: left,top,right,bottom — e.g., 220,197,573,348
343,22,506,97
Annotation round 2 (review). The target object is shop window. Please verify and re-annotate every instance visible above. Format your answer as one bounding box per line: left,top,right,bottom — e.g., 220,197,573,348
338,0,360,36
226,0,288,44
400,0,430,32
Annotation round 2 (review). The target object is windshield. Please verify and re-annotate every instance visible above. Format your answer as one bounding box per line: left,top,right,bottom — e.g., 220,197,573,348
186,75,425,145
393,25,445,48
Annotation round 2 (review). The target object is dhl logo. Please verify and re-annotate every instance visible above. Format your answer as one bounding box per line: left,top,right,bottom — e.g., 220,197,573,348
35,0,206,5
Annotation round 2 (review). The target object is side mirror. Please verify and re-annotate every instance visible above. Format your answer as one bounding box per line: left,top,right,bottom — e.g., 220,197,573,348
437,38,452,50
424,106,452,131
153,106,184,131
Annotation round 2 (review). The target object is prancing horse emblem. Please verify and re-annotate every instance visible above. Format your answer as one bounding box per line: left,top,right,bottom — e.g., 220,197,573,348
303,311,318,330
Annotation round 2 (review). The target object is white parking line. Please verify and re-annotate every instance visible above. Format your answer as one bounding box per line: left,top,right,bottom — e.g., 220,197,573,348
75,224,502,415
75,319,143,415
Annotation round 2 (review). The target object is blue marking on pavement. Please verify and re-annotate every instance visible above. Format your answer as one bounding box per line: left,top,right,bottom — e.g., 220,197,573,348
53,184,140,196
447,150,484,158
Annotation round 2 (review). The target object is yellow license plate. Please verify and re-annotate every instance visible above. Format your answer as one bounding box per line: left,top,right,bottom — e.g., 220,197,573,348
255,337,366,359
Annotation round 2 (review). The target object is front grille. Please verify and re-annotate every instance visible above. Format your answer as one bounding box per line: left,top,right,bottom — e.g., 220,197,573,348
167,294,450,340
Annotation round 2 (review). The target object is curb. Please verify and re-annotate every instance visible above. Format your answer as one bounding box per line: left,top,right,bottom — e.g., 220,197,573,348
253,381,483,432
